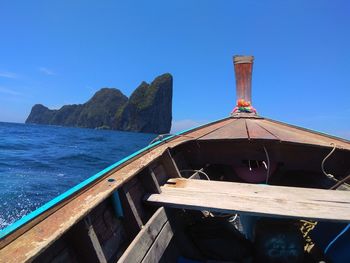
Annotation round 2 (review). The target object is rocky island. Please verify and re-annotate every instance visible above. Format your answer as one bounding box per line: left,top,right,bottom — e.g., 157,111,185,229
26,73,172,134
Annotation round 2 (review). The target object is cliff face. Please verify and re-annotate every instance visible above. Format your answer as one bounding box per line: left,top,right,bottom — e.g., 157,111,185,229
76,88,128,129
25,104,56,124
114,73,172,133
25,74,172,133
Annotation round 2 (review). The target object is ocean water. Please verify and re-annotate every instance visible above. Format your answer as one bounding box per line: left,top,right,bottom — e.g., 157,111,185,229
0,122,155,230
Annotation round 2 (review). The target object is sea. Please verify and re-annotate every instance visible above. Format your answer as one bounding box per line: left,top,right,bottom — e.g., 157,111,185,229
0,122,156,230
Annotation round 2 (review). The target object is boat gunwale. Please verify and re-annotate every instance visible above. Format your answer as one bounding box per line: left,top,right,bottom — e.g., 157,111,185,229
0,116,230,247
205,114,350,151
198,137,350,152
264,117,350,145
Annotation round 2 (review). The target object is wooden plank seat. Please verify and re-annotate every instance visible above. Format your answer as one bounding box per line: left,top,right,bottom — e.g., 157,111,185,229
146,178,350,222
118,207,174,263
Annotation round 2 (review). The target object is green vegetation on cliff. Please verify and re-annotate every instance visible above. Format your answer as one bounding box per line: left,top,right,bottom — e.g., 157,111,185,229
25,74,172,134
114,73,172,133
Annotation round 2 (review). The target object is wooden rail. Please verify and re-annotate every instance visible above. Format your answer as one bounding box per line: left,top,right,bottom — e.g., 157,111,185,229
146,178,350,222
118,207,173,263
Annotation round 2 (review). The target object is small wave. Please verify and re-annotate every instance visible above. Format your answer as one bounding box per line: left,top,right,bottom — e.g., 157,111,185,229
0,162,12,168
56,153,104,163
25,160,53,169
0,143,34,151
1,159,53,170
82,136,107,142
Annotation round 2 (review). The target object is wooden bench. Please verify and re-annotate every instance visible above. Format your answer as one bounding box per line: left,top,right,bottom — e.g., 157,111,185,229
118,207,174,263
146,178,350,222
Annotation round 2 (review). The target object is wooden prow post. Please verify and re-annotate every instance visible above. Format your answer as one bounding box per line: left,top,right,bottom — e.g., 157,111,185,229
231,55,256,116
233,55,254,104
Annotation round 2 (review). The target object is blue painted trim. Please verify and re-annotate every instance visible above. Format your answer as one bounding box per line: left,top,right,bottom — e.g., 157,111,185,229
111,190,124,218
0,116,228,239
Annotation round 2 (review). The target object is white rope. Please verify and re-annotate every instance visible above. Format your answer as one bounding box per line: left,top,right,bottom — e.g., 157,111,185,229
321,143,337,181
180,169,210,181
263,146,270,184
228,214,238,222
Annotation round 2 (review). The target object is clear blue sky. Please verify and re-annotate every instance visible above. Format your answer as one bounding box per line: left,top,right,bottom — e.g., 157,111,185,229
0,0,349,138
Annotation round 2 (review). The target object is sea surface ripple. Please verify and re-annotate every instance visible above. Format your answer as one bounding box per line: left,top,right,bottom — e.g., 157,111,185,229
0,122,155,230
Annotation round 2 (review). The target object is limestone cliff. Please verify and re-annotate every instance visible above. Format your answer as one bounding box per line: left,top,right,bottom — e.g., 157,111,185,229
114,73,172,133
25,73,172,133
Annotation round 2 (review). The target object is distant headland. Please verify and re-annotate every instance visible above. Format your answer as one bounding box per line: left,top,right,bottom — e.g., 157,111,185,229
26,73,172,134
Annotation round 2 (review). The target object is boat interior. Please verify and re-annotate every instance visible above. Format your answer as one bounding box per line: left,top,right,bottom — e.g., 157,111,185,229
29,134,350,263
1,55,349,263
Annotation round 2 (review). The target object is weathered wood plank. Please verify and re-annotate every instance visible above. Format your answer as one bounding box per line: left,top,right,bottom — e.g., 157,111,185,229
119,187,143,238
32,236,77,263
125,177,150,223
151,149,182,187
161,149,181,179
188,118,234,139
100,222,126,262
147,178,350,222
139,168,162,194
86,221,108,263
152,163,169,186
245,119,278,140
141,221,174,263
50,247,78,263
200,119,248,140
118,207,168,263
88,200,126,261
66,217,107,263
264,118,350,150
164,178,350,203
259,119,350,150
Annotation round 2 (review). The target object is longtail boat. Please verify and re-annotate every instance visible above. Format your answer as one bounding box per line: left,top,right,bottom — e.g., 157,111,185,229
1,56,350,263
